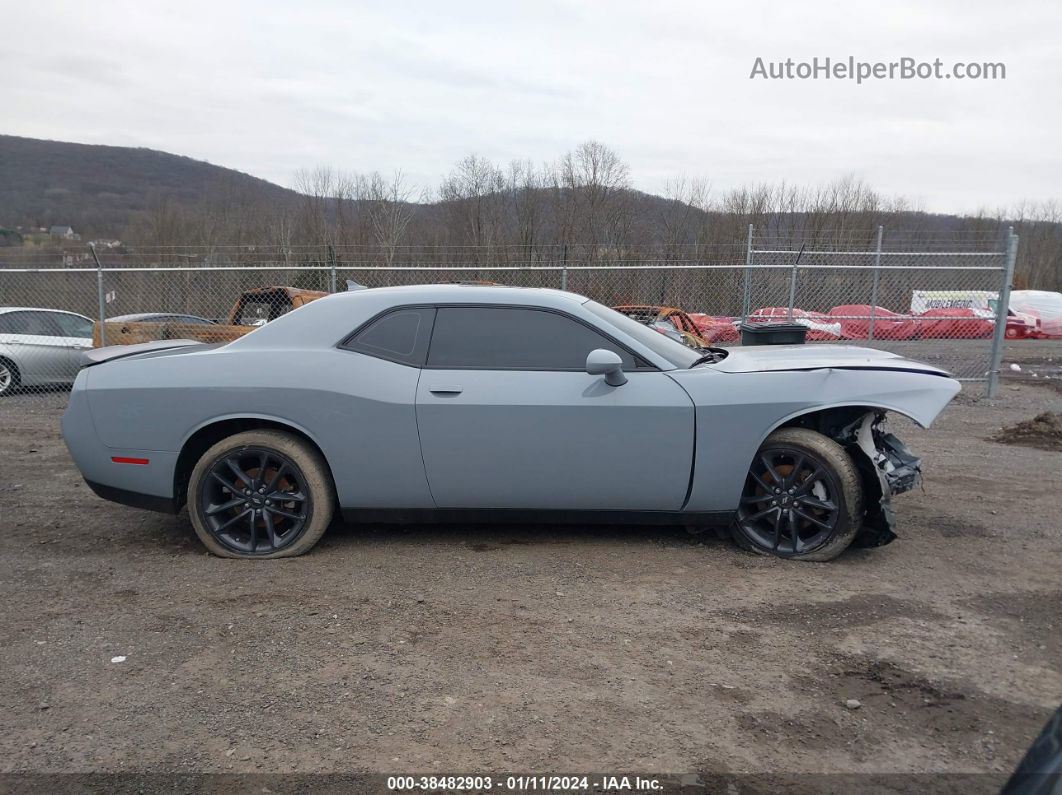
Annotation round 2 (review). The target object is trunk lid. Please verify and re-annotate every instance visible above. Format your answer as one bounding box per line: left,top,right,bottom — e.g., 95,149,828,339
82,339,216,367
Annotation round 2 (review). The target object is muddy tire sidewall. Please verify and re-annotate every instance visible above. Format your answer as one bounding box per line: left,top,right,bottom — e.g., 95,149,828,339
731,427,864,562
187,429,335,559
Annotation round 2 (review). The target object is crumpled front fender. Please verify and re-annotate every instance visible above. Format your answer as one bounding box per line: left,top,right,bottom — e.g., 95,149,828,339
669,366,960,513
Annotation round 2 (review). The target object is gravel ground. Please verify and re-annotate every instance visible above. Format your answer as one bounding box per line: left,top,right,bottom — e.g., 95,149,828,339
1,345,1060,791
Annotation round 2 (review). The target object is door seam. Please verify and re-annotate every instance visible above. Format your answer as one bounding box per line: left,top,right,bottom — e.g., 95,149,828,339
412,368,439,507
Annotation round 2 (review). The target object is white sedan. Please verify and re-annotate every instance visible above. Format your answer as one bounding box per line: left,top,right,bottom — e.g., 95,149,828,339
0,307,95,396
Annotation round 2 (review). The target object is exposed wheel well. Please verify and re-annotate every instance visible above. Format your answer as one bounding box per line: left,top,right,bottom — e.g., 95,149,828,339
776,405,889,439
775,404,909,547
776,405,888,489
173,418,331,511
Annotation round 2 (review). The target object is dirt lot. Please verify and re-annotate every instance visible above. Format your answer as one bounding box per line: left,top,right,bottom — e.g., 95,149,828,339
1,345,1060,792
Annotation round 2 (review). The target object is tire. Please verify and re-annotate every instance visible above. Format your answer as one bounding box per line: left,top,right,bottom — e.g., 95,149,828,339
730,427,863,562
0,358,20,397
187,430,335,559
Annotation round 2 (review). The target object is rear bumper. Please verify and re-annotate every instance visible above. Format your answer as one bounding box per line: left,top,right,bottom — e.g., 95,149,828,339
84,479,178,514
62,371,179,510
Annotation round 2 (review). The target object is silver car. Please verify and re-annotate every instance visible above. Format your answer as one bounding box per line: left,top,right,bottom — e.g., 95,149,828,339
61,285,960,561
0,307,95,396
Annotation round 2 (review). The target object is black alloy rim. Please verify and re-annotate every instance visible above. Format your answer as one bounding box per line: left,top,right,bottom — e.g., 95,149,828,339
736,446,841,556
199,447,310,555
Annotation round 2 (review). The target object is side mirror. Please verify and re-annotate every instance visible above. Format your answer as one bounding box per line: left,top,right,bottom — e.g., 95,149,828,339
586,348,627,386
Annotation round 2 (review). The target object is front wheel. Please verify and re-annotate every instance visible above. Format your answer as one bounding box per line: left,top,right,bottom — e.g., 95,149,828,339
188,430,335,559
731,427,863,561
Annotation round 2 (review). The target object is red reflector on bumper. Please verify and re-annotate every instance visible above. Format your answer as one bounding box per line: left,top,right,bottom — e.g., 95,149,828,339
111,456,149,465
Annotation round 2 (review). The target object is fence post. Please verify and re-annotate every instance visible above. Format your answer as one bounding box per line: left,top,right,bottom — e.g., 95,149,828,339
868,225,883,341
560,242,569,291
91,244,107,347
786,244,804,321
986,227,1019,398
741,224,754,322
328,244,338,294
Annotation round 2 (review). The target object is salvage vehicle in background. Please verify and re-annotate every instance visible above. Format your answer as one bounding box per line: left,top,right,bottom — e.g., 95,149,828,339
107,312,218,326
911,290,1043,339
688,313,740,343
612,304,710,349
63,284,960,561
989,304,1042,339
1007,290,1062,337
693,301,1045,343
0,307,94,396
1003,309,1041,339
92,286,327,347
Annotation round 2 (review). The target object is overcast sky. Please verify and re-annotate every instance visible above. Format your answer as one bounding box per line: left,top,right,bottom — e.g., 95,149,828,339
4,0,1060,214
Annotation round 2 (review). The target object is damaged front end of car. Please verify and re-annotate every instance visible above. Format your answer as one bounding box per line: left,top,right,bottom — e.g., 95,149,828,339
774,402,932,548
837,411,923,547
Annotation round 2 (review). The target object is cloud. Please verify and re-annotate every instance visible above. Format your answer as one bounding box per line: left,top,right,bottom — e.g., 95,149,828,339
3,0,1060,213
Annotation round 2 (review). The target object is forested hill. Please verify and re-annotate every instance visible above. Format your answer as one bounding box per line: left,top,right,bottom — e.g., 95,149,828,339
0,135,300,235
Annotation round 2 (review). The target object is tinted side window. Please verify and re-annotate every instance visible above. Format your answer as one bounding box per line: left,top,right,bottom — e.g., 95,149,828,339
343,307,435,366
52,313,94,338
427,307,636,370
0,312,29,334
20,312,63,336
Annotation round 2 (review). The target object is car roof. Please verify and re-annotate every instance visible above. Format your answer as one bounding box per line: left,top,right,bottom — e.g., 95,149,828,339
0,306,91,318
227,284,592,352
325,283,589,307
215,283,685,370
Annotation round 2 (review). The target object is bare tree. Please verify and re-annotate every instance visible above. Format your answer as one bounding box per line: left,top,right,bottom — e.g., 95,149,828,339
368,171,418,266
117,141,1062,291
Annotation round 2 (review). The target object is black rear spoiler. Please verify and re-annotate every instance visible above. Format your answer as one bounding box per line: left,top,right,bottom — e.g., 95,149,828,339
82,339,204,367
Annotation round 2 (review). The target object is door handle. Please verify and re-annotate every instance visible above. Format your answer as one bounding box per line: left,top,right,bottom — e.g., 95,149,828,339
428,385,463,395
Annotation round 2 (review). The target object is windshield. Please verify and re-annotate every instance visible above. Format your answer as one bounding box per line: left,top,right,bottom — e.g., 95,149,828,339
583,300,702,368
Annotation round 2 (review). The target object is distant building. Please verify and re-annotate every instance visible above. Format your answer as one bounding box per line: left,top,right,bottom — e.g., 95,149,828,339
49,225,81,240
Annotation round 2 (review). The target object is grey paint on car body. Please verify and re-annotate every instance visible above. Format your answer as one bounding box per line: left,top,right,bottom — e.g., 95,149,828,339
62,284,961,518
415,369,694,510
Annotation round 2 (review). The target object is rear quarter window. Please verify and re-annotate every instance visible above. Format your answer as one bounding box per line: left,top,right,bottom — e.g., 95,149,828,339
341,307,436,366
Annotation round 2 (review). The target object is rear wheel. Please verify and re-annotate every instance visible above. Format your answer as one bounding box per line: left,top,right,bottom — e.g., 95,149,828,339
188,430,335,559
731,427,863,561
0,359,20,397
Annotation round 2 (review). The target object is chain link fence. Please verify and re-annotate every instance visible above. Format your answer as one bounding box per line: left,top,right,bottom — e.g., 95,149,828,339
0,229,1017,406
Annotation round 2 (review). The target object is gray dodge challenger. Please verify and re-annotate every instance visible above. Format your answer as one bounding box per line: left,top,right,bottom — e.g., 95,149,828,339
61,284,960,561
